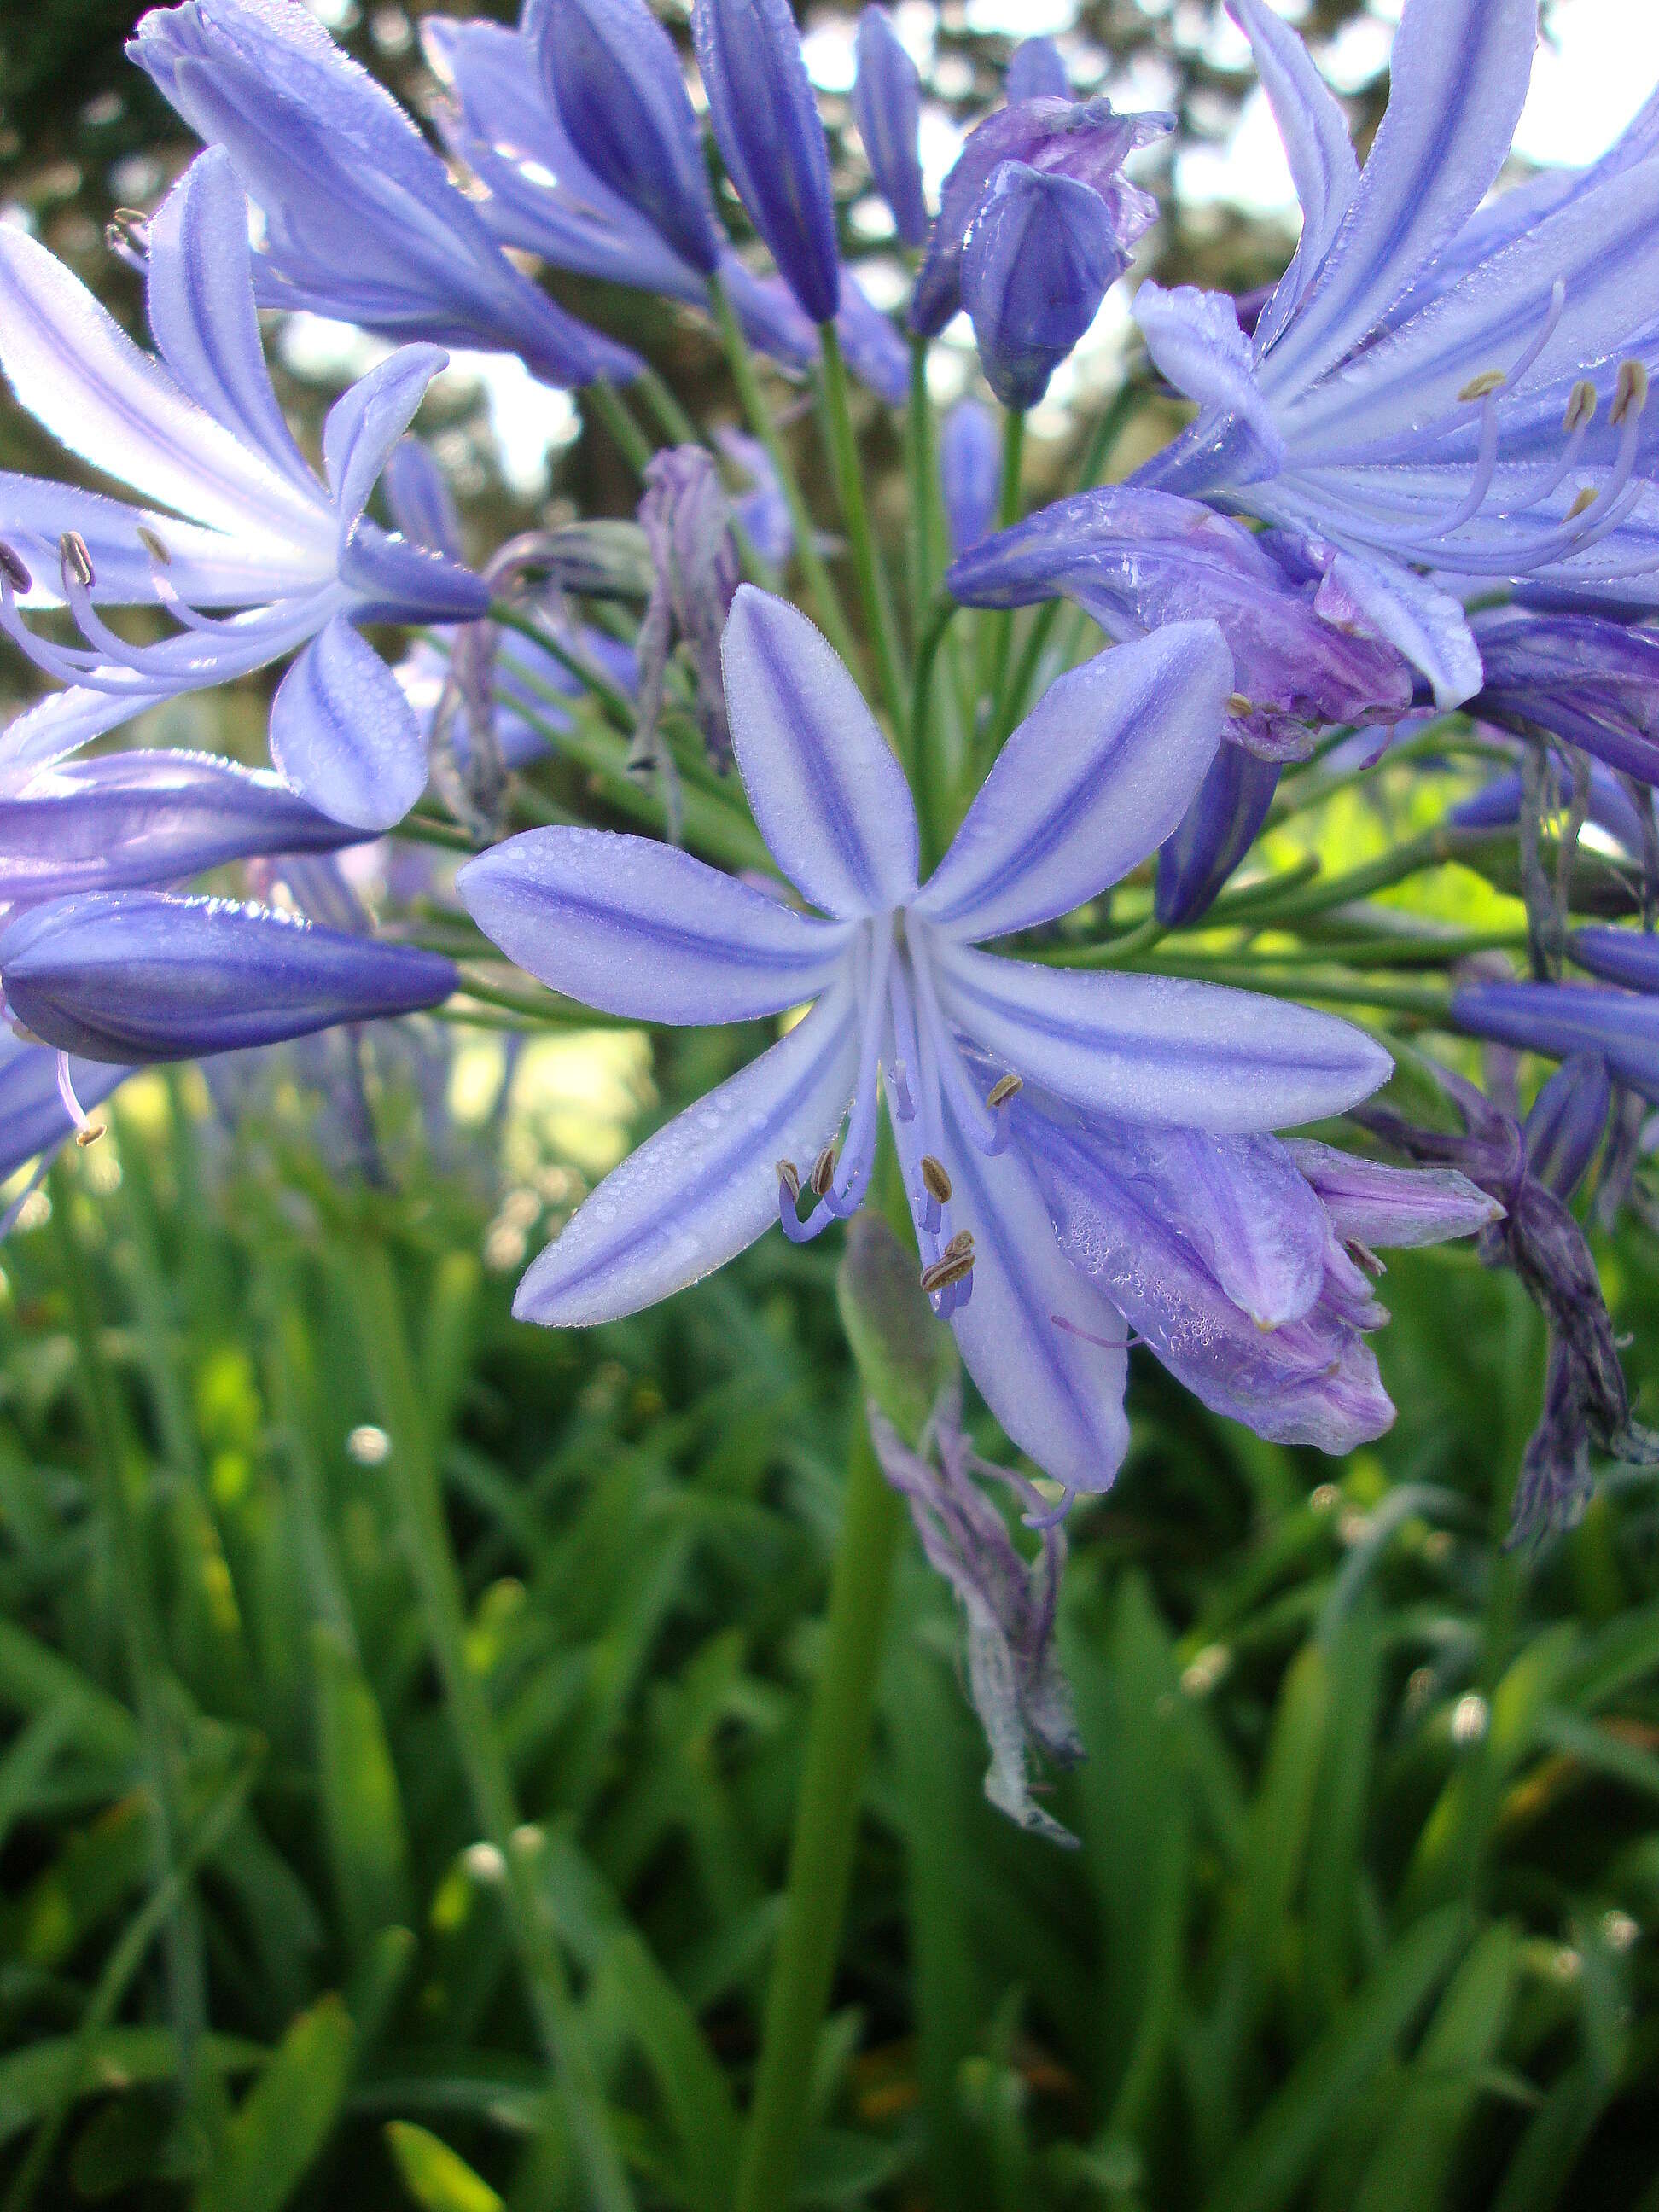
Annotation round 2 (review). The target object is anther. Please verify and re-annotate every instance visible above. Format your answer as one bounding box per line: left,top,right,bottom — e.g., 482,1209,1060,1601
59,531,95,590
920,1234,975,1296
809,1144,838,1198
920,1154,952,1203
1611,359,1649,428
0,541,32,594
776,1159,800,1202
986,1074,1022,1109
1226,691,1254,717
1563,380,1598,434
56,1051,104,1149
1567,485,1598,519
136,525,172,567
1458,368,1506,403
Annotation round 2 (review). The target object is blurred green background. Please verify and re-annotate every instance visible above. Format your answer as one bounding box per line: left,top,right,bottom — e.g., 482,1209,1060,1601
3,3,1659,2208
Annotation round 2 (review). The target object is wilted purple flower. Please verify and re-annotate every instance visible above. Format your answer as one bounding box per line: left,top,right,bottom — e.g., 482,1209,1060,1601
940,398,1002,558
0,891,457,1064
1524,1051,1612,1199
1133,0,1659,707
540,0,725,276
911,94,1168,339
1470,608,1659,786
853,7,928,249
1358,1064,1658,1540
1006,38,1068,104
1023,1100,1497,1454
1155,743,1282,927
693,0,841,326
961,163,1126,410
459,588,1391,1495
0,753,358,909
636,447,741,777
871,1385,1082,1843
0,153,486,830
423,9,908,401
1452,754,1653,858
946,486,1415,759
130,0,637,387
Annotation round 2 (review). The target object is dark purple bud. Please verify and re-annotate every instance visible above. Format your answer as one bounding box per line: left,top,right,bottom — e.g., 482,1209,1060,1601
1453,979,1659,1104
939,397,1000,557
1523,1051,1611,1199
693,0,841,323
1006,37,1068,102
0,891,457,1064
539,0,725,276
0,752,360,907
852,7,928,248
1569,925,1659,994
1155,742,1281,926
960,161,1123,409
1473,608,1659,786
911,93,1167,337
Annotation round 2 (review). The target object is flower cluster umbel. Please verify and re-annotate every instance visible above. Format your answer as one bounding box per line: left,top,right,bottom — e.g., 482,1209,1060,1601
3,0,1658,1790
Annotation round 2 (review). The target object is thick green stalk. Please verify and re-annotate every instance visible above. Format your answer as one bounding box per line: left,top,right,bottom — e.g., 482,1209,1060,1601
732,1150,911,2212
357,1249,634,2212
587,375,654,477
1214,826,1509,932
911,596,961,873
818,323,910,738
707,276,862,671
636,364,698,448
978,408,1026,735
905,333,944,636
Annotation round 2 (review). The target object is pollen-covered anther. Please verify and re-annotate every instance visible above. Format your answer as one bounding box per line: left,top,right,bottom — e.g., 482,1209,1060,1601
986,1074,1023,1109
776,1158,800,1202
1226,692,1255,717
0,541,32,594
920,1231,975,1296
809,1143,838,1198
1611,359,1649,428
1563,380,1598,434
74,1121,107,1150
59,530,95,590
920,1154,952,1203
1567,485,1598,519
136,525,172,568
1458,368,1506,403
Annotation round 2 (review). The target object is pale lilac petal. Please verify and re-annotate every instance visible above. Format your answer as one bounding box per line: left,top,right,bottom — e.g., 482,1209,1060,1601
1316,551,1481,707
1226,0,1358,352
1284,1138,1501,1245
720,586,918,918
913,622,1231,941
146,149,316,496
457,826,854,1023
886,1074,1130,1494
322,346,449,531
934,941,1393,1132
0,215,323,544
269,616,426,830
1133,283,1284,479
513,983,861,1324
1259,0,1540,399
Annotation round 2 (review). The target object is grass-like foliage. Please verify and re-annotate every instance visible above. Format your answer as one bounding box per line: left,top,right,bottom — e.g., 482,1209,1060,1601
0,1075,1656,2210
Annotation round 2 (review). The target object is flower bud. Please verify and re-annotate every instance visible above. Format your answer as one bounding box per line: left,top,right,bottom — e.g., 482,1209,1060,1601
940,397,1001,556
1155,742,1281,926
1523,1051,1611,1200
960,162,1123,409
1006,36,1068,102
852,6,928,247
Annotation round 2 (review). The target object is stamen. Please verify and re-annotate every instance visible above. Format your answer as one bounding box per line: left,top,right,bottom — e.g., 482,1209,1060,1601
888,1057,915,1121
987,1074,1022,1109
59,531,95,591
0,541,31,594
920,1155,952,1203
1226,691,1255,718
55,1052,104,1148
920,1231,975,1296
810,1144,838,1198
776,1158,800,1202
136,525,172,568
1610,359,1649,428
1458,369,1506,402
1050,1313,1131,1352
1563,380,1598,434
1567,485,1598,518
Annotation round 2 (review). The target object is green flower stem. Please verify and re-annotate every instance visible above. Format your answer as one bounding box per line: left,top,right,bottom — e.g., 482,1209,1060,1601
452,965,639,1029
911,595,961,873
636,364,699,447
491,602,637,731
978,407,1026,736
1072,375,1149,493
905,333,945,635
1136,955,1456,1022
1211,826,1510,932
708,276,863,672
732,1142,911,2212
587,375,655,477
357,1248,634,2212
818,322,910,740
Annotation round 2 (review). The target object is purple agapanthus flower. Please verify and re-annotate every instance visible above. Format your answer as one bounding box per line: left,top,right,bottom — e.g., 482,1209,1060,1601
1468,607,1659,785
0,890,456,1064
946,486,1416,759
130,0,637,388
1456,944,1659,1104
422,5,908,402
1132,0,1659,706
458,588,1394,1496
0,152,487,830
